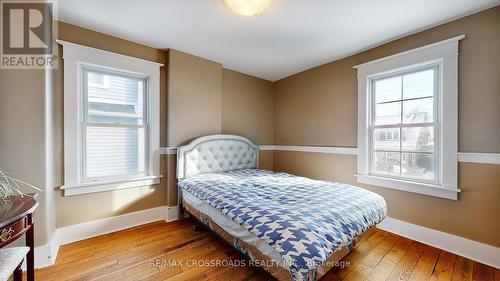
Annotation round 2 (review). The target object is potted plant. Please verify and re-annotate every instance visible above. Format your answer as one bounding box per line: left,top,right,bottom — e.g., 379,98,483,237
0,169,41,199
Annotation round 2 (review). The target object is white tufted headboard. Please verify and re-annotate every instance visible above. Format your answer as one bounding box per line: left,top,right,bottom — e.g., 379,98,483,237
176,135,259,180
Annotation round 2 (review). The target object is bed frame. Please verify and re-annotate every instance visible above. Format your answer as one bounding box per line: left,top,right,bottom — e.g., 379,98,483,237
176,134,364,280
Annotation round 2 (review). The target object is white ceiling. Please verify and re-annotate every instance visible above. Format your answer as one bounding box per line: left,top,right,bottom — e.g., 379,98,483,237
59,0,499,81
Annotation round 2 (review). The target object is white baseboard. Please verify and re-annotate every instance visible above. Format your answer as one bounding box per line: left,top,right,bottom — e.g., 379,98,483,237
378,217,500,269
166,205,180,222
34,209,500,270
55,206,167,246
34,206,178,268
34,238,59,269
20,234,59,270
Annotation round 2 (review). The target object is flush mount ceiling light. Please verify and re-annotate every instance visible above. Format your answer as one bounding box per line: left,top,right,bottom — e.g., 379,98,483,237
224,0,272,16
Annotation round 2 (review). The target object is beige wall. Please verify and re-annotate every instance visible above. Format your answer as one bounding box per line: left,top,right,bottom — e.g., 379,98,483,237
55,24,276,215
165,52,274,206
167,49,223,147
167,53,274,147
55,185,166,227
275,7,500,152
259,151,274,171
222,69,274,145
273,7,500,247
0,69,55,246
57,22,167,66
166,154,178,207
275,57,357,147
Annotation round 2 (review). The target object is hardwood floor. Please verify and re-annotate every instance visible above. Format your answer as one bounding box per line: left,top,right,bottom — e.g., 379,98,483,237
34,219,498,281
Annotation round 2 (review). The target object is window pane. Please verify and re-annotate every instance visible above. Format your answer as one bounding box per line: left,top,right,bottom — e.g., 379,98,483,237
403,97,433,123
401,153,435,181
373,128,400,151
375,101,401,125
375,76,401,103
88,72,104,85
86,126,145,179
402,126,434,153
372,151,400,176
86,70,145,125
403,69,434,100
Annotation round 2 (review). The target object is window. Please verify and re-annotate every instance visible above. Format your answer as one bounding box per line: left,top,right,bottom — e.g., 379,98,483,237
59,40,162,196
355,36,463,200
371,66,438,183
83,68,147,181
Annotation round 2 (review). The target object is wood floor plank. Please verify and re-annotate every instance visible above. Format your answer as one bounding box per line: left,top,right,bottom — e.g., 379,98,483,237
472,262,495,281
409,246,441,281
121,261,161,281
342,233,400,281
364,236,413,281
494,268,500,281
385,241,427,281
96,236,213,280
355,227,378,246
136,261,184,281
451,256,474,281
335,230,389,278
318,272,341,281
33,220,498,281
156,245,236,281
429,251,457,281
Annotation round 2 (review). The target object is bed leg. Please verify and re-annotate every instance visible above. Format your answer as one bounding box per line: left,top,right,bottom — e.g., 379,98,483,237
179,204,184,220
193,224,203,231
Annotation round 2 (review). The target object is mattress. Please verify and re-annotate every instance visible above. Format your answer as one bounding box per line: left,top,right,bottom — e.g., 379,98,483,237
182,190,287,268
182,194,361,281
179,169,388,281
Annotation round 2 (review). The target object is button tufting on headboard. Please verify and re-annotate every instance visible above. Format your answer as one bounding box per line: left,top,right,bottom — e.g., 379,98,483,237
177,135,259,179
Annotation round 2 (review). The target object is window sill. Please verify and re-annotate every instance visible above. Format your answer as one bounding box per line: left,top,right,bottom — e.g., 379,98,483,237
356,174,460,200
61,175,162,196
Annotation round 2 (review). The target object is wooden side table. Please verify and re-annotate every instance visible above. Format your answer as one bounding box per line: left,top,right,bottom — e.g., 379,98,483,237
0,195,38,281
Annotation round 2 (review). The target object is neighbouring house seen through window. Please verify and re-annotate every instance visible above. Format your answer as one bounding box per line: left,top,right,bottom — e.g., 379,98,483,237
370,66,438,183
83,69,148,181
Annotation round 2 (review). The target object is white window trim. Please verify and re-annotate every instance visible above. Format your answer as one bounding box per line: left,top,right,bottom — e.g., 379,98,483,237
354,35,464,200
58,40,163,196
80,67,149,183
368,63,440,185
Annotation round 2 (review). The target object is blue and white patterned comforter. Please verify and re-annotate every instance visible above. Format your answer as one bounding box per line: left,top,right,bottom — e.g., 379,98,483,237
179,169,387,280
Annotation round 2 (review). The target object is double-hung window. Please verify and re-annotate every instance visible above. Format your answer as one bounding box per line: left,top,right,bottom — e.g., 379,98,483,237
371,66,438,183
82,68,147,181
59,41,162,196
356,36,463,200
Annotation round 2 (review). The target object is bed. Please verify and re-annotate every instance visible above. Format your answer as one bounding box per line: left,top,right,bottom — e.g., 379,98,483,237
177,135,387,281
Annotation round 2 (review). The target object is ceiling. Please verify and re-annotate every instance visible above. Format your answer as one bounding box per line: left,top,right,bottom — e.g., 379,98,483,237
59,0,499,81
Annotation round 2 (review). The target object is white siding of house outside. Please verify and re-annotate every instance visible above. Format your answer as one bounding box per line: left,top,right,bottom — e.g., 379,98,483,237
84,70,147,181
